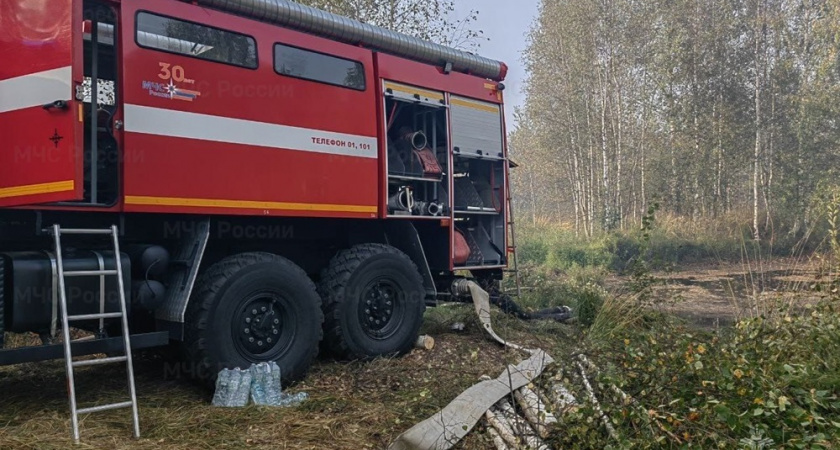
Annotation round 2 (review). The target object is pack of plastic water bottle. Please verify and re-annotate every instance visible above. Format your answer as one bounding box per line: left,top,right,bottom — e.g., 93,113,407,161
211,367,252,407
212,362,308,407
249,362,276,405
249,362,309,407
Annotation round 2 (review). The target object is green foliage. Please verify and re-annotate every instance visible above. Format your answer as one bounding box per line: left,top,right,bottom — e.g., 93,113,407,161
625,203,661,298
517,225,616,272
516,210,805,282
812,182,840,267
573,283,607,328
550,303,840,448
513,268,606,316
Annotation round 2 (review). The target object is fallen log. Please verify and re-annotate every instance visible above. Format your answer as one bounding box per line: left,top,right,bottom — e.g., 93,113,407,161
576,361,619,441
514,386,557,437
414,335,435,350
547,381,579,414
484,409,520,449
578,354,632,405
497,400,550,450
486,426,512,450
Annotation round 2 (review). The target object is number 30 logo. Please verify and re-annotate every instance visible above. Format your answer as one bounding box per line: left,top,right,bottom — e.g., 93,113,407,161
158,62,186,82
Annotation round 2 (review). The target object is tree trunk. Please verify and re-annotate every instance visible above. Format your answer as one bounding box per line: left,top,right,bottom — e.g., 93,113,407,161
752,0,764,242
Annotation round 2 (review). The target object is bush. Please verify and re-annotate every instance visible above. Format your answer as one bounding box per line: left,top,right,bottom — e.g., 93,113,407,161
516,209,810,277
550,302,840,448
517,225,617,272
574,283,606,328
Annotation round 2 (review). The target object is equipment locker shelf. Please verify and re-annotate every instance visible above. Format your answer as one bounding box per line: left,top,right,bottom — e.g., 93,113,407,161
384,83,450,219
446,91,509,269
452,155,507,268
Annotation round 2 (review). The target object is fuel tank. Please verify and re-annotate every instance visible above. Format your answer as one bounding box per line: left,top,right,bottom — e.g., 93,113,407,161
0,251,131,334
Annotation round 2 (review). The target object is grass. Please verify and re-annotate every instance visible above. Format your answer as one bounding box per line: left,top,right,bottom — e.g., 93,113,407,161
517,211,814,277
513,209,840,448
0,307,579,450
2,211,837,448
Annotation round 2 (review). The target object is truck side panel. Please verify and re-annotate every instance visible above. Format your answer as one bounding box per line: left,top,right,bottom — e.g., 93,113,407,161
119,0,379,219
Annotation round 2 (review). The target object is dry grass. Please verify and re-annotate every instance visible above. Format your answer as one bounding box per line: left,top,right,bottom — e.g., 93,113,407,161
0,307,576,450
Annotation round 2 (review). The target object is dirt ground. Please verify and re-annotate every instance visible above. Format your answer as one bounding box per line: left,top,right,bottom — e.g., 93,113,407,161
0,307,572,450
615,256,829,328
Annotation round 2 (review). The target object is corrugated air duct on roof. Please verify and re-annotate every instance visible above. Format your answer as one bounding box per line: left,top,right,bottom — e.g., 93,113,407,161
184,0,508,81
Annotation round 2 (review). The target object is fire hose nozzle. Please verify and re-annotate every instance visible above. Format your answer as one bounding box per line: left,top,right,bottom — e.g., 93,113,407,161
400,130,428,151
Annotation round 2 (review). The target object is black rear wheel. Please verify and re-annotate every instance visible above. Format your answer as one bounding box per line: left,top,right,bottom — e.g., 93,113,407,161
319,244,425,359
0,260,4,349
184,252,323,386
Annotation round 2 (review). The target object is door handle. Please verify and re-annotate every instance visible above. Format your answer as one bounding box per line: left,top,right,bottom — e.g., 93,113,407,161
42,100,69,111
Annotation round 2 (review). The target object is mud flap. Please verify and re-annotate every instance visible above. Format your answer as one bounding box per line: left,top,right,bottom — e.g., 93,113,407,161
155,218,210,339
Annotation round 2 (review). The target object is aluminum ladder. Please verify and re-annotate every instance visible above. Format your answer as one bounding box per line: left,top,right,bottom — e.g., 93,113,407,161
48,224,140,442
504,169,522,297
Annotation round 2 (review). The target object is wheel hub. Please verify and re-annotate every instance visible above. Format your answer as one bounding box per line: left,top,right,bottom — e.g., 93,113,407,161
234,295,287,357
359,279,402,339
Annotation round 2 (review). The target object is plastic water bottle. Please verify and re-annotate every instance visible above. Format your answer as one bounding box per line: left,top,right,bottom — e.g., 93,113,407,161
212,368,251,407
232,368,252,407
277,391,309,407
265,362,283,406
250,363,270,405
211,369,232,407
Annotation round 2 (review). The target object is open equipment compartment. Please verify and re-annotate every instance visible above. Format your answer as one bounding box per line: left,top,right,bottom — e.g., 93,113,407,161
384,82,450,218
449,94,508,268
453,157,507,267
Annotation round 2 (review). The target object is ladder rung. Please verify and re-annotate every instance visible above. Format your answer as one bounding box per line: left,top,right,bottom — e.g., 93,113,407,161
77,401,133,415
67,312,122,321
72,356,127,368
54,228,115,236
64,270,118,277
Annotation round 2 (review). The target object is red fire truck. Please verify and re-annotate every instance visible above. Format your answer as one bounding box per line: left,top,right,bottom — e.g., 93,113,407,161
1,0,511,406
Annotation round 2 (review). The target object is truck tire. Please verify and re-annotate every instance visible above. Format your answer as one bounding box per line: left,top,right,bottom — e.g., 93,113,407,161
183,252,323,386
0,258,4,349
319,244,425,360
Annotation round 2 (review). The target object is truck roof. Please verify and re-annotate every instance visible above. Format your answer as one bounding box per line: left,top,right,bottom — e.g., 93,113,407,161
183,0,508,82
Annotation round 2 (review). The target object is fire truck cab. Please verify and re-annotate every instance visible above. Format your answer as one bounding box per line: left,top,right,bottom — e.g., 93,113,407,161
0,0,511,386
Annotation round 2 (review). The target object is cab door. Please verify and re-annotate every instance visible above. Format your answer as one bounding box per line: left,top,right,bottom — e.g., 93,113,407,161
0,0,84,206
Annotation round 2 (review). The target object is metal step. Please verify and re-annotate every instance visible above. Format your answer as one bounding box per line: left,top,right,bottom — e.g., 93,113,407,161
64,269,118,277
77,401,133,415
54,229,115,236
67,312,122,321
72,356,127,368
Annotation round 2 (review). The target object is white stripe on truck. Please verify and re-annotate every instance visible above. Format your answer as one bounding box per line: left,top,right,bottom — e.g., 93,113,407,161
123,104,379,159
0,66,73,114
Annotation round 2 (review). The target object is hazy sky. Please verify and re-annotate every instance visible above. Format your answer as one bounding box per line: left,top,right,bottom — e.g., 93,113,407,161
453,0,540,127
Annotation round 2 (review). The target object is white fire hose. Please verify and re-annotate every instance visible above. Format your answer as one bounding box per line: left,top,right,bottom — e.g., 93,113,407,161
388,281,554,450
